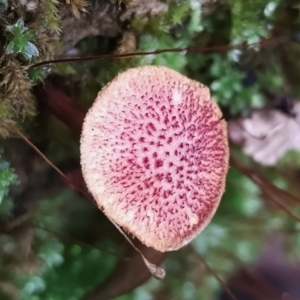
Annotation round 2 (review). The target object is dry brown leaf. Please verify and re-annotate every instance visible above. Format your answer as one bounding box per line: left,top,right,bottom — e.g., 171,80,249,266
229,103,300,166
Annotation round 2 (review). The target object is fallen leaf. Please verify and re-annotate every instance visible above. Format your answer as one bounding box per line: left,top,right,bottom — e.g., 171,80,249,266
229,102,300,166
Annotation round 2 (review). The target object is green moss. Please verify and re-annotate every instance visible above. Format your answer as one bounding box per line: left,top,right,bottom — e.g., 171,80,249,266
41,0,61,33
0,0,61,137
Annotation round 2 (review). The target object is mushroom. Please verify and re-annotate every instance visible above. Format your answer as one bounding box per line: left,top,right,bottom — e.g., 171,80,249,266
80,65,229,252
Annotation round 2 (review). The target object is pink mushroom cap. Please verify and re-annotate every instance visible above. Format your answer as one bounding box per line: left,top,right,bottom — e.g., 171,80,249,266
80,66,229,252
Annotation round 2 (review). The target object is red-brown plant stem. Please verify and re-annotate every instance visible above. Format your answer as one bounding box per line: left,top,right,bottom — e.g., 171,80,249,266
231,157,300,223
191,246,238,300
263,190,300,223
31,36,288,68
9,123,96,202
34,84,86,135
232,158,300,205
231,156,300,204
10,125,71,184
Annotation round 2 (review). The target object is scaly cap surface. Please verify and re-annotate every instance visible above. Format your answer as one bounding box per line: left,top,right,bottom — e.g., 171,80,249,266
80,66,229,252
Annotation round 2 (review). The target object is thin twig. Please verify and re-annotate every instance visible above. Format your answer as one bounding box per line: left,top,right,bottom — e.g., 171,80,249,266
192,246,238,300
8,122,165,279
11,125,70,183
256,175,300,206
231,157,300,205
109,218,165,279
231,157,300,223
10,123,95,203
30,36,287,68
263,190,300,223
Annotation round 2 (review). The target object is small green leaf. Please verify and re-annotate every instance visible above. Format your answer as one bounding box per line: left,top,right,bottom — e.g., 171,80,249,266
5,19,39,61
23,42,39,61
5,41,15,54
6,18,28,36
16,18,28,34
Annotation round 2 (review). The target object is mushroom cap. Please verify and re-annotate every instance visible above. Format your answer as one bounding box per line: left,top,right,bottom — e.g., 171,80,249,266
80,66,229,252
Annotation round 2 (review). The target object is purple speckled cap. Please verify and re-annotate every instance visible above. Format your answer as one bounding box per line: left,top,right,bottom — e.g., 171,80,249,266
80,66,229,252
